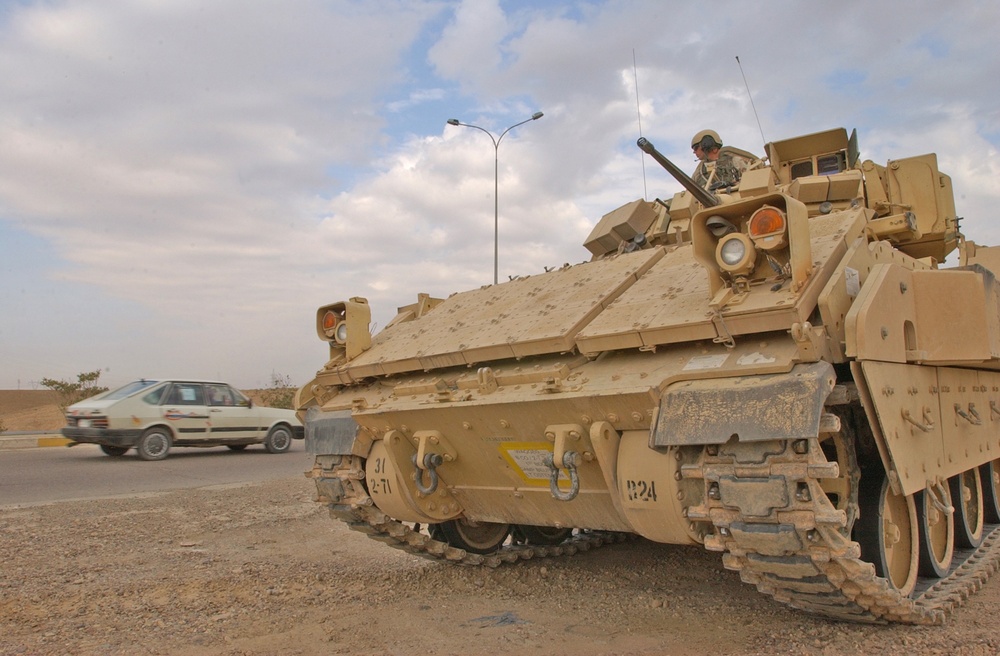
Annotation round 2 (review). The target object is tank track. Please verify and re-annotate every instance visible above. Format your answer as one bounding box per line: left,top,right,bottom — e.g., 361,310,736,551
317,456,630,567
690,435,1000,624
315,441,1000,622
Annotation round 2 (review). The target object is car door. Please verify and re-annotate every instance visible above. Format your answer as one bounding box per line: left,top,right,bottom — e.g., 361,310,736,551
161,383,209,442
205,383,262,442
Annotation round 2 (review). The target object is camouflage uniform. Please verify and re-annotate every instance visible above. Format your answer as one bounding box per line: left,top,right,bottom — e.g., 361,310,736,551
693,151,743,190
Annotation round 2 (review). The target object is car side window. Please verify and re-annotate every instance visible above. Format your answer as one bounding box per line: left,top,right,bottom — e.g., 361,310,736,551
206,384,236,407
168,384,205,405
227,385,251,407
142,385,168,404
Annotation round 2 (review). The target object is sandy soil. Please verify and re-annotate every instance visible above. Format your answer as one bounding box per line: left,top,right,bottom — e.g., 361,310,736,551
4,392,1000,655
0,390,63,432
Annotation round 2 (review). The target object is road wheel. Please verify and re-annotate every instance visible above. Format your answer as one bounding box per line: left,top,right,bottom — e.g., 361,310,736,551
513,525,573,545
855,469,918,596
264,426,292,453
979,459,1000,523
99,445,129,457
916,483,955,578
227,444,248,451
950,469,984,549
429,519,510,554
136,428,172,461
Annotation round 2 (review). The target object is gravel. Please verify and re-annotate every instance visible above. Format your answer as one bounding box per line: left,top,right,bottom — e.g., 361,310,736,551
3,477,1000,655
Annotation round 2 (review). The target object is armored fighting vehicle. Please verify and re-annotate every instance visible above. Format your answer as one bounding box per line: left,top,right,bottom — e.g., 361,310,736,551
297,127,1000,623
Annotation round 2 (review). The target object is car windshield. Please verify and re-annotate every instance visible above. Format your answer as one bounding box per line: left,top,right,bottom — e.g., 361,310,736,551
102,379,161,401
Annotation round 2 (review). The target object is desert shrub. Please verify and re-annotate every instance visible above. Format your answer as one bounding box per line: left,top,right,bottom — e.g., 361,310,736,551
40,370,110,411
259,372,296,409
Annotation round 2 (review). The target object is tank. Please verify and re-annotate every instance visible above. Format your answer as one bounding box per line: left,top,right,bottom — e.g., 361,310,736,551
296,126,1000,623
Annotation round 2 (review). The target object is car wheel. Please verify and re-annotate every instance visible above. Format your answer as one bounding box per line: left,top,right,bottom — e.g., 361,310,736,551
227,444,249,451
136,428,172,461
99,444,129,457
264,425,292,454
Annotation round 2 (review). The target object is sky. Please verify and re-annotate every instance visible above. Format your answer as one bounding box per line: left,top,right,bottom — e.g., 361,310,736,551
2,0,999,391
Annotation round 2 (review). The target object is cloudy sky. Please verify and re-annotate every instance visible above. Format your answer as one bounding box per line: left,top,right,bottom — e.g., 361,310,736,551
2,0,998,391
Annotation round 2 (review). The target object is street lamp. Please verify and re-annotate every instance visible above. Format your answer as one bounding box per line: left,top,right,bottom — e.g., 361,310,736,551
446,111,544,285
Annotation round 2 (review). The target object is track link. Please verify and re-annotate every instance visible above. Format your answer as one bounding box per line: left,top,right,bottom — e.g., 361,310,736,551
312,441,1000,622
314,456,629,567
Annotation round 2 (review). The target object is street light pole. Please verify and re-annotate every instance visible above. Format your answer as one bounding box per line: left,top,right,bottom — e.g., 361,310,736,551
447,111,544,285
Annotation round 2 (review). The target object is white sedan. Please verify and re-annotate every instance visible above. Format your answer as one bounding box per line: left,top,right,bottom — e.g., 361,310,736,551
61,379,303,460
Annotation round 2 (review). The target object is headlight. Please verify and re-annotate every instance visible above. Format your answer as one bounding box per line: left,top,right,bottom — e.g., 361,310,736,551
715,233,756,276
335,322,348,344
720,237,747,266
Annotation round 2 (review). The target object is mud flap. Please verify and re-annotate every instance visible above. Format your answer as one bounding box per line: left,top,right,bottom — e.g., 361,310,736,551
652,361,836,446
305,407,359,455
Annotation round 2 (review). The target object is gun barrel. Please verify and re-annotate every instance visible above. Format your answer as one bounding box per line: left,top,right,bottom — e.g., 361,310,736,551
636,137,720,208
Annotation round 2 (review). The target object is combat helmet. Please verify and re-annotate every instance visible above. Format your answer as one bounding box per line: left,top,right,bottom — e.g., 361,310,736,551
691,129,722,151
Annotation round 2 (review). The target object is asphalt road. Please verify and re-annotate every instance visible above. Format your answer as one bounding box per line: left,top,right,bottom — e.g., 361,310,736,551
0,441,315,507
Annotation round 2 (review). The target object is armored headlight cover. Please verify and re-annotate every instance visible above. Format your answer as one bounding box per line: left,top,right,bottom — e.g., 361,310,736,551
315,298,372,357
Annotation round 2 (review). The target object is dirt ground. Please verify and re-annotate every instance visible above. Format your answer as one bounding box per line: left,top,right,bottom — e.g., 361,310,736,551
4,393,1000,655
0,390,64,432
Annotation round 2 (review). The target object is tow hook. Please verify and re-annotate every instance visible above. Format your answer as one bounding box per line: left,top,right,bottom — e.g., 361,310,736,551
412,452,443,495
544,451,581,502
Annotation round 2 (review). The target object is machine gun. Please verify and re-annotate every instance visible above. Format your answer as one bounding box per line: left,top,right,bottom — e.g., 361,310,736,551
636,137,720,208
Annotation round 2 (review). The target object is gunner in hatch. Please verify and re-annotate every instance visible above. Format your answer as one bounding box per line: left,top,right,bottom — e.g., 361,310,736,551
691,129,746,191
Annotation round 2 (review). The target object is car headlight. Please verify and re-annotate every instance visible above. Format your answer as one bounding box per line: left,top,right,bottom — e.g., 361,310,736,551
715,233,756,276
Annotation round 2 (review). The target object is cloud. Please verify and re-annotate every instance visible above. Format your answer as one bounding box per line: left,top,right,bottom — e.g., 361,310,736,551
0,0,440,385
386,88,448,113
1,0,998,389
428,0,508,83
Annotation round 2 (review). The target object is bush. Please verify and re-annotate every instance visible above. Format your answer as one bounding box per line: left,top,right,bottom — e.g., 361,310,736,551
259,372,296,410
40,370,110,411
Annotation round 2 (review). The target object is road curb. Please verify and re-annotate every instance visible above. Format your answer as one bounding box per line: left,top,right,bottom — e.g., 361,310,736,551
0,434,71,450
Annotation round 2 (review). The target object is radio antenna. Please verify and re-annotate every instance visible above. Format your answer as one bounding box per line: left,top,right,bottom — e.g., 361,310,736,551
633,49,648,200
736,55,767,151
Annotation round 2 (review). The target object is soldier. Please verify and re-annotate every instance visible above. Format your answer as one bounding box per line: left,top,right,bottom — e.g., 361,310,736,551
691,129,746,191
